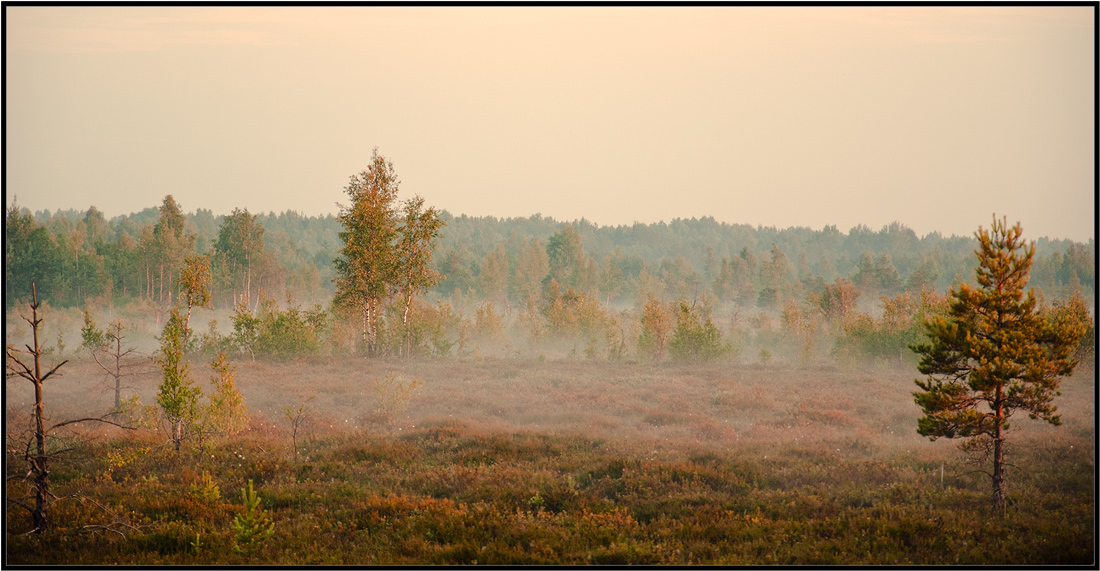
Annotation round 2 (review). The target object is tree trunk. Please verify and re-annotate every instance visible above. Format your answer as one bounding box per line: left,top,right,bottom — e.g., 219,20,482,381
28,284,50,532
992,434,1006,511
370,298,379,357
403,287,413,358
32,379,48,532
992,385,1006,511
113,333,123,410
363,302,372,357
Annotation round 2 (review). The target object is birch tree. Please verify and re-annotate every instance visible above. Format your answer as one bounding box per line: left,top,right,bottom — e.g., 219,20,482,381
395,195,445,358
214,208,265,308
334,148,400,357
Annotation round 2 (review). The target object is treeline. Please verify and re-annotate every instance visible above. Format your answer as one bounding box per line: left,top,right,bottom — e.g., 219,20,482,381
5,198,340,310
7,199,1093,315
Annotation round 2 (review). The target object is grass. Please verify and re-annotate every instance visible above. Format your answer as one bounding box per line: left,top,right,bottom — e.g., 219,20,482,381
5,356,1095,565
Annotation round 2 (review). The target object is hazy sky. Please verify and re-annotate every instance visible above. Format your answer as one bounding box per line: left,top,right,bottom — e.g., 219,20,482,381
5,6,1095,241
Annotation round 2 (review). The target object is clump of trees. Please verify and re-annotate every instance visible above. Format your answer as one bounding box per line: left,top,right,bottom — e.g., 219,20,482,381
333,148,445,358
833,289,949,368
153,251,249,452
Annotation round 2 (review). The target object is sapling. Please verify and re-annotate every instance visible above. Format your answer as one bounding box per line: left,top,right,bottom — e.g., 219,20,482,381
372,371,424,424
156,308,202,452
284,395,315,460
190,470,221,504
231,479,274,555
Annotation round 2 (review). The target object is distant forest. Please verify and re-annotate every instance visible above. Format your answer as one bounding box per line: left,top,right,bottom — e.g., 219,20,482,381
6,197,1093,314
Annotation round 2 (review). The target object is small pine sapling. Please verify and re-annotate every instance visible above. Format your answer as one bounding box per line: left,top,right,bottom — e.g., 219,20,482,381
190,470,221,504
231,479,274,555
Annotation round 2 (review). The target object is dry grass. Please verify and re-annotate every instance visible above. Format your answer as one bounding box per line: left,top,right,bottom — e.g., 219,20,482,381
6,352,1095,565
23,352,1094,469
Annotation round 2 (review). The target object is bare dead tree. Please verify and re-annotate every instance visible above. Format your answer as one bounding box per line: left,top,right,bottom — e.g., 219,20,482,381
6,283,135,534
6,283,68,533
89,320,147,411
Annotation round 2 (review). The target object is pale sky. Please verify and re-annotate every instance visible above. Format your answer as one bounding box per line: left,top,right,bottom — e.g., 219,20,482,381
4,6,1095,241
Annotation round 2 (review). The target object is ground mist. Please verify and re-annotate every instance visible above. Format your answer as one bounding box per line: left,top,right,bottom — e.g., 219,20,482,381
5,356,1094,565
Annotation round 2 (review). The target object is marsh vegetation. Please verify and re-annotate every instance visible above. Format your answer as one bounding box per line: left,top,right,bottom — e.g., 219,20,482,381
5,340,1094,564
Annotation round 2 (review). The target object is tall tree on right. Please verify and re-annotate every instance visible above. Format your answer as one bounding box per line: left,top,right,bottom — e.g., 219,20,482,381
395,195,445,358
911,216,1086,511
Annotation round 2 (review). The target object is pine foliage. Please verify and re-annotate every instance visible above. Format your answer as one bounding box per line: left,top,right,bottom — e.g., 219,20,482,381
231,479,274,555
911,216,1086,509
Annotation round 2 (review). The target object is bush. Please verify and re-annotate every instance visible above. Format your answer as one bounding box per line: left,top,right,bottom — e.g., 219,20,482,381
668,302,731,363
833,290,948,368
637,296,672,362
252,295,326,360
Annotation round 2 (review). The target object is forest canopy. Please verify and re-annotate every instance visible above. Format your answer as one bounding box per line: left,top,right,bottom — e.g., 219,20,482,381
6,198,1093,314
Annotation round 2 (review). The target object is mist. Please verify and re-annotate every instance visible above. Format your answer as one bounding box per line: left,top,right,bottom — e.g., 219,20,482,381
4,4,1095,564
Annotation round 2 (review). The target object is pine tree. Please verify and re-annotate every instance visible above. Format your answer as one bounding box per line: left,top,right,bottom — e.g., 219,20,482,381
231,479,274,556
911,216,1085,511
6,283,68,532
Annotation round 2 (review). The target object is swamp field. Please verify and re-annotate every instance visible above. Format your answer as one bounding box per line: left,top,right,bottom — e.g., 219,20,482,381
5,354,1095,565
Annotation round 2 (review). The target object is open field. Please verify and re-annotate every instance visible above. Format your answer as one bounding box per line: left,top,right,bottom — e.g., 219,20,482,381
5,355,1095,565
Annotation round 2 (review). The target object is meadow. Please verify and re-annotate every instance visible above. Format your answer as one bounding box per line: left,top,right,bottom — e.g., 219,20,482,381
5,350,1095,565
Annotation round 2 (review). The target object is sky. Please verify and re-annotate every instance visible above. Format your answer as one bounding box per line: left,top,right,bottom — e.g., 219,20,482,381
4,6,1095,241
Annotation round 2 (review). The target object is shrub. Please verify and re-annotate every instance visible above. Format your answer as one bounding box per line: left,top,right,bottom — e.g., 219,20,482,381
833,290,948,368
474,301,505,341
203,352,248,437
637,296,673,362
1048,293,1095,372
371,371,425,425
255,298,325,360
668,302,731,363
